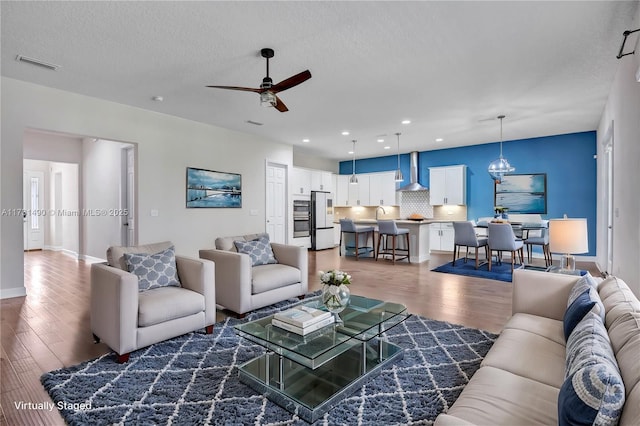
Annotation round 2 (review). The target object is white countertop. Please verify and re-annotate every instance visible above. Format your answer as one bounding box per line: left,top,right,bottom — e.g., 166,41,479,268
335,218,451,225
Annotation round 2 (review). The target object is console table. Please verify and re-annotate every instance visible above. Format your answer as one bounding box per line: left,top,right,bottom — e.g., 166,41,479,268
234,295,409,422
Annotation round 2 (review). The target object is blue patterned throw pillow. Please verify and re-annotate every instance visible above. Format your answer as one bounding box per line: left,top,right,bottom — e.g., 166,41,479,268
234,235,278,266
123,246,181,292
564,290,598,340
565,312,617,378
558,362,625,426
566,273,605,322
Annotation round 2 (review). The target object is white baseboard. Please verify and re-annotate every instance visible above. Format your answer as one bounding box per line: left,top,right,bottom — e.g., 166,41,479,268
79,254,106,264
0,286,27,300
42,247,105,263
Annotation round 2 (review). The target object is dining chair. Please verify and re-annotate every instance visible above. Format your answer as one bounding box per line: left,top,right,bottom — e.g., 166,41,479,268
339,219,375,260
523,221,551,267
376,220,410,264
452,221,489,269
487,222,524,273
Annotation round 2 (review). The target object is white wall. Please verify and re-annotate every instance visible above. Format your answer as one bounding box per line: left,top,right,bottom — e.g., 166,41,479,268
1,77,293,298
23,130,83,164
596,4,640,297
293,149,339,172
82,138,130,259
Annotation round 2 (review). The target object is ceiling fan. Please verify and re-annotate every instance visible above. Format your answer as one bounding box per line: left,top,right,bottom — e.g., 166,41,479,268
206,48,311,112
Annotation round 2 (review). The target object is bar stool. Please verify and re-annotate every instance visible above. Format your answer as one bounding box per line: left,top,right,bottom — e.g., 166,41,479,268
339,219,375,260
376,220,410,264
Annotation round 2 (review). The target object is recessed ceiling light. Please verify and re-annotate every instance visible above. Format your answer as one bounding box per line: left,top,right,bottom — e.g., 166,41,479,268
302,138,310,143
401,120,411,125
384,146,391,150
377,139,384,143
348,150,354,154
341,131,350,136
152,96,164,102
435,138,443,142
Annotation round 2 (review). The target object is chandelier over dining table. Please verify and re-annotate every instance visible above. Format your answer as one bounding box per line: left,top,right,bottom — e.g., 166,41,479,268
488,115,515,182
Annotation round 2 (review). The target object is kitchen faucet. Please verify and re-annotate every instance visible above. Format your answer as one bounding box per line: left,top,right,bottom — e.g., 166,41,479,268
376,206,387,220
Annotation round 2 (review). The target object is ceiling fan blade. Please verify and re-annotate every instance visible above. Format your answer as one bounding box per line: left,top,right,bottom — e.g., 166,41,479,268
274,95,289,112
206,85,262,93
271,70,312,93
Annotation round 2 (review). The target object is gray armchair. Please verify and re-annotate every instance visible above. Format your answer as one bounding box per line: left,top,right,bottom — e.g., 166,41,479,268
199,233,308,317
91,241,216,363
488,223,524,273
453,221,488,269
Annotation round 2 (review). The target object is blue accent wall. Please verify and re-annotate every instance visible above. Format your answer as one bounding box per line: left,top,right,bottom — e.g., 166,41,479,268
340,131,597,255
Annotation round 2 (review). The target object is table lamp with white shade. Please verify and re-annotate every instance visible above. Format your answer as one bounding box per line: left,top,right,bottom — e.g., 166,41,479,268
549,216,588,272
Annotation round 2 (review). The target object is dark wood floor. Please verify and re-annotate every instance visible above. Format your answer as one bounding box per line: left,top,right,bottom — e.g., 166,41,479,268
0,249,600,425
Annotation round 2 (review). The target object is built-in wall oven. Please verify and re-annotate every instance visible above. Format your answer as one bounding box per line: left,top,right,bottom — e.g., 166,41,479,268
293,199,311,238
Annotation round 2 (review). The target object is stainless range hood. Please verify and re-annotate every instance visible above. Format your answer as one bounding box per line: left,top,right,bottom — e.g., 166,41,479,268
397,151,428,192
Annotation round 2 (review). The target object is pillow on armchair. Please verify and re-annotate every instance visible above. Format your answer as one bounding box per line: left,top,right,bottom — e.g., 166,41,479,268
234,235,278,266
123,245,181,292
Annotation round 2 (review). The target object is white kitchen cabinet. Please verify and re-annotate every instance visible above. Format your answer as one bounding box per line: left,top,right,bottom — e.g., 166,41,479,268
429,165,466,205
336,172,398,206
311,171,333,192
369,172,397,206
348,174,370,206
292,167,312,196
336,175,351,206
429,222,454,251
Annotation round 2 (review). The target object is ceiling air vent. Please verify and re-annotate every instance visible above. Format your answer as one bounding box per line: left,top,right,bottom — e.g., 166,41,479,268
246,120,264,126
15,55,60,71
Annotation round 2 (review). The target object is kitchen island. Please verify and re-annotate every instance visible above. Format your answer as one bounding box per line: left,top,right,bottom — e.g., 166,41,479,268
341,219,435,263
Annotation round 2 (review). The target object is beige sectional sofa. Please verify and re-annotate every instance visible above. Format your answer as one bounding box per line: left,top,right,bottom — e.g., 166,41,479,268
435,269,640,426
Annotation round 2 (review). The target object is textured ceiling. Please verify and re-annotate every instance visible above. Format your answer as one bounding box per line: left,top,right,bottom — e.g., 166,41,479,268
1,1,638,160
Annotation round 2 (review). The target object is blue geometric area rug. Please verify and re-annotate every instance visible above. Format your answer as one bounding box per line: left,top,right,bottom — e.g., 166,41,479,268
41,293,498,425
432,260,522,282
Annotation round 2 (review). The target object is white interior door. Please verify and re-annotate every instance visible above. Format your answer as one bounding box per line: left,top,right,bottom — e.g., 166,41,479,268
266,162,287,243
23,170,45,250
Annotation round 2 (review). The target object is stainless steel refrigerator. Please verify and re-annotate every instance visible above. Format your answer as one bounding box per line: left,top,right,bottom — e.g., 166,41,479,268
311,191,334,250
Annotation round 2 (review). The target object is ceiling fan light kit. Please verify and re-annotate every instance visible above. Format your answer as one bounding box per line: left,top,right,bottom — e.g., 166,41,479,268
260,91,276,107
487,115,515,182
206,47,311,113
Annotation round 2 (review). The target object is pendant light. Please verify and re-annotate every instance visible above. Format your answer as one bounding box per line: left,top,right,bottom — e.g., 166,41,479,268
349,140,358,184
487,115,515,182
394,133,404,182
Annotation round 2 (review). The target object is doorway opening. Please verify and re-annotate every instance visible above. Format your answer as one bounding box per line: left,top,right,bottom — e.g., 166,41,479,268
22,129,137,264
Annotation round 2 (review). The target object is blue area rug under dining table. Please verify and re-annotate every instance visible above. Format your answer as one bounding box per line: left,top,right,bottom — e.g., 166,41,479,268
41,293,498,425
431,259,523,282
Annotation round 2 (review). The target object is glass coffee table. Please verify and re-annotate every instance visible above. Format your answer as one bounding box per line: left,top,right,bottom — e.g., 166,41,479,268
235,295,409,422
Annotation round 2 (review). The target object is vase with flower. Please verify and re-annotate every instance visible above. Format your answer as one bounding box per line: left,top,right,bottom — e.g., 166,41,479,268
319,270,351,324
494,206,509,220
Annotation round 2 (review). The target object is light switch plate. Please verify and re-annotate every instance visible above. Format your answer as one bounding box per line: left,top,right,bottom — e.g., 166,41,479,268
250,209,258,216
150,209,159,217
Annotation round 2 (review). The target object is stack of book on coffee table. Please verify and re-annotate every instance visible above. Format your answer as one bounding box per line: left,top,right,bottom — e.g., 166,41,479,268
272,306,335,336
